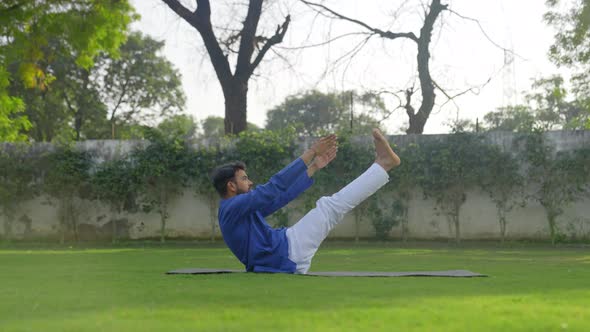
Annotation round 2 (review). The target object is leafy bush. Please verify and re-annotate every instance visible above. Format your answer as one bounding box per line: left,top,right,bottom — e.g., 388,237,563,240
43,147,93,243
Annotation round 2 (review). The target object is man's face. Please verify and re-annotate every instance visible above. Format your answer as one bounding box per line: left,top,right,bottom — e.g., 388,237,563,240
230,169,253,195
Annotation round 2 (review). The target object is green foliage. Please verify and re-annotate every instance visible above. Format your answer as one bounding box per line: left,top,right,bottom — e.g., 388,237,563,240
131,129,193,242
387,143,422,241
43,147,93,243
483,76,589,132
157,115,198,141
545,0,590,67
0,0,137,141
543,0,590,130
0,145,39,239
0,67,30,142
232,128,298,182
483,105,537,132
265,90,384,136
516,131,590,244
0,0,137,88
6,30,185,142
419,134,490,243
478,146,525,242
91,158,139,243
199,116,260,140
370,197,403,241
98,32,186,138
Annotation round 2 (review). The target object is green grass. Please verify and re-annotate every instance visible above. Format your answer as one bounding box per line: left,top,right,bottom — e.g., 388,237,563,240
1,242,589,331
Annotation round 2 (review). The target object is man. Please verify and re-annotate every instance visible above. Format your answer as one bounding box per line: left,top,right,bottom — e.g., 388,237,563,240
211,129,400,274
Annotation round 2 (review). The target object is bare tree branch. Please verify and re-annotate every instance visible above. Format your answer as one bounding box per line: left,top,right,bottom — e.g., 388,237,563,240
235,0,264,79
247,15,291,78
276,32,371,50
300,0,419,42
160,0,196,23
447,8,525,60
162,0,233,84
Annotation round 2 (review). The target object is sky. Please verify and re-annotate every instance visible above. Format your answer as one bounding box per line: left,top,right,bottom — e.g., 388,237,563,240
129,0,564,134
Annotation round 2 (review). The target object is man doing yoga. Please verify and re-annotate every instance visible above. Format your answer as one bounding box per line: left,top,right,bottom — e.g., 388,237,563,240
211,129,400,274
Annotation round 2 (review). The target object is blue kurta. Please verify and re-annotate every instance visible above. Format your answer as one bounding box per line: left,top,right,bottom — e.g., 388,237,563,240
218,158,314,273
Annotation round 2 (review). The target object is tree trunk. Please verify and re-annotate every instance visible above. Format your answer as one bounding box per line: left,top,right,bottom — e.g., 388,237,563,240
112,206,121,244
70,200,79,243
222,79,248,134
546,208,557,245
354,210,361,243
74,69,92,140
498,208,507,243
454,214,461,243
3,216,13,241
112,216,117,244
59,199,66,244
401,207,409,242
160,191,168,243
405,0,446,134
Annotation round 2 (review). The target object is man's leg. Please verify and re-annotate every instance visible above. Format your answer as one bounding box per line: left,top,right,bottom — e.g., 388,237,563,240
286,129,400,274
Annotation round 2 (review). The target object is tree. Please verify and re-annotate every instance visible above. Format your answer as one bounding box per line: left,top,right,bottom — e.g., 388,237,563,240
266,90,384,136
478,146,525,242
544,0,590,129
199,116,259,140
386,143,421,241
157,114,198,141
483,105,536,132
0,145,39,240
0,0,137,141
132,129,192,243
49,45,108,141
43,148,93,243
482,76,589,132
419,133,487,243
0,67,30,142
545,0,590,68
6,31,185,141
98,32,186,139
161,0,291,134
301,0,448,134
527,76,588,130
91,158,139,243
517,132,590,244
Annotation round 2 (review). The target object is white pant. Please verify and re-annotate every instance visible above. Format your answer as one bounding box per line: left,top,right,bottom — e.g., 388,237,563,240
286,163,390,274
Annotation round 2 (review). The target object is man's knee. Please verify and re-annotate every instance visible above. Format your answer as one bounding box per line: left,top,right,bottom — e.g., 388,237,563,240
316,196,346,222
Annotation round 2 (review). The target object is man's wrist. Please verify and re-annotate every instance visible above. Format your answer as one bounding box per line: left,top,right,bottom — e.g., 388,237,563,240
306,162,319,177
301,148,316,166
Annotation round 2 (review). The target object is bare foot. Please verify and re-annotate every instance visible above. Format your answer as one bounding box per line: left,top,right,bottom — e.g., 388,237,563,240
373,128,401,171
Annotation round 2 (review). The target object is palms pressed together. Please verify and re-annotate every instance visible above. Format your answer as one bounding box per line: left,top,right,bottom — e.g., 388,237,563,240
314,144,338,169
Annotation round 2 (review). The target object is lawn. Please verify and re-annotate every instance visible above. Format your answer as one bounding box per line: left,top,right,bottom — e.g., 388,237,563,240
1,242,589,331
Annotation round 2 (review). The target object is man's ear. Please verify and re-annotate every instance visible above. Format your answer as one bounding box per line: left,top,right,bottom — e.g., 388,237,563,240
227,180,236,193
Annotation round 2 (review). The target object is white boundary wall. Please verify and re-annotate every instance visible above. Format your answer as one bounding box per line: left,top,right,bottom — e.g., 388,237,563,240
1,131,589,241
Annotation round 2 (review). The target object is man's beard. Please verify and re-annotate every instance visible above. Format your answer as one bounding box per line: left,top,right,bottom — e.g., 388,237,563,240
236,186,251,195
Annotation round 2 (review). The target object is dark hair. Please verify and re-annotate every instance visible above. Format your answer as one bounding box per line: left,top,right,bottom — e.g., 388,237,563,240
210,161,246,197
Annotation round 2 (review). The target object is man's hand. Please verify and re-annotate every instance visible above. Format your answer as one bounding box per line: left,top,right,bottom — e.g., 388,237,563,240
314,144,337,169
301,134,337,166
310,134,337,156
306,143,338,177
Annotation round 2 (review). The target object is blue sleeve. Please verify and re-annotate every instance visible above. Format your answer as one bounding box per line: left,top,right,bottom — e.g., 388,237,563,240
222,158,308,218
259,171,314,217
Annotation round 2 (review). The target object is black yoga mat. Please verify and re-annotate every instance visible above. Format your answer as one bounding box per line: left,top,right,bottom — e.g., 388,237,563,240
166,268,486,277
